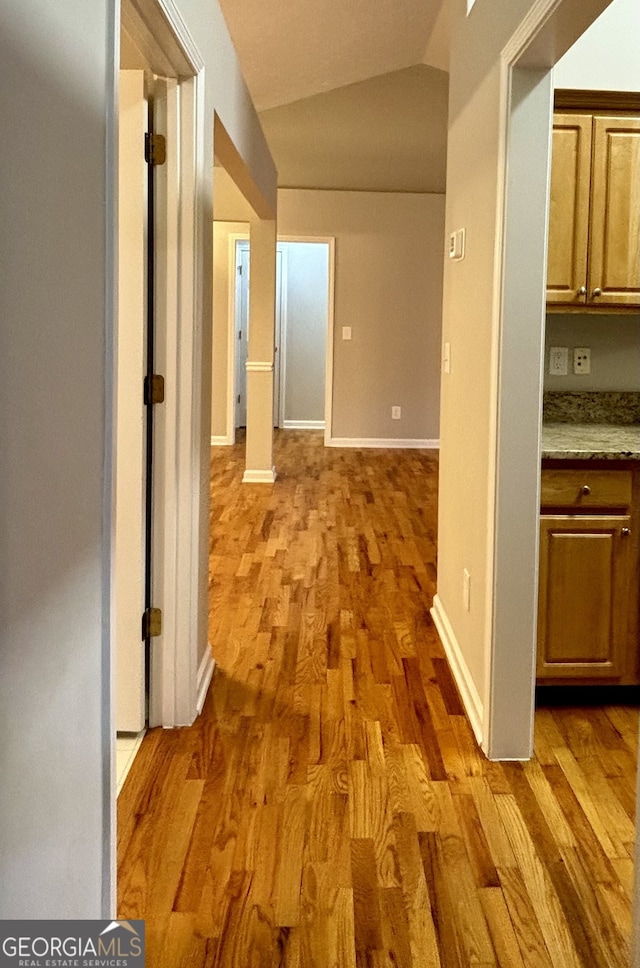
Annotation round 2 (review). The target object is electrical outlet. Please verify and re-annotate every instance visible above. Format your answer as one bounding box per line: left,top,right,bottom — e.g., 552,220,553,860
573,347,591,374
549,346,569,376
392,406,402,420
463,569,471,611
342,326,352,341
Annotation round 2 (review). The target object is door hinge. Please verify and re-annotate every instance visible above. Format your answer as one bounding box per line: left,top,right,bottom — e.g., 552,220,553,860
238,264,243,275
145,132,166,166
144,374,165,405
142,607,162,639
238,330,242,340
237,394,241,404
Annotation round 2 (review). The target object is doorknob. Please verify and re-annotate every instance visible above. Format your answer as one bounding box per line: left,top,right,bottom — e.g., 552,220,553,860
592,287,602,297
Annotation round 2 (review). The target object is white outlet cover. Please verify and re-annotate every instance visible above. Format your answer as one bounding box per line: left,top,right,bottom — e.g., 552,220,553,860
549,346,568,376
342,326,352,340
573,346,591,374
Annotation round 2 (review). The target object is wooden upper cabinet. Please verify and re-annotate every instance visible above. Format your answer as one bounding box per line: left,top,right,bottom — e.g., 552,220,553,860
589,116,640,307
547,114,592,305
547,110,640,310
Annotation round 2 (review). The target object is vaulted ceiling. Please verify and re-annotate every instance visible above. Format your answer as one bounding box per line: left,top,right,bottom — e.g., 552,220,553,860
218,0,451,111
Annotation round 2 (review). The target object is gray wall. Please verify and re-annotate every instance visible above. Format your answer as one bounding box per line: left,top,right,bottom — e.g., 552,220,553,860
280,242,328,425
0,0,114,917
545,314,640,390
278,190,445,442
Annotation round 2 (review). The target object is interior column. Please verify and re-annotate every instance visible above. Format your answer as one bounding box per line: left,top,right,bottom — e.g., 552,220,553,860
244,216,277,482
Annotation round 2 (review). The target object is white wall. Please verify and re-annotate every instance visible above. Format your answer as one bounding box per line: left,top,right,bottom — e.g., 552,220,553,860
279,242,328,425
554,0,640,91
278,190,445,443
0,0,276,918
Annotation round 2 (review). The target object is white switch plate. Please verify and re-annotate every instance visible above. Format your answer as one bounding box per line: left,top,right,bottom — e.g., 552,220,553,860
443,341,451,374
342,326,352,341
549,346,569,376
392,406,401,420
449,228,465,260
573,347,591,374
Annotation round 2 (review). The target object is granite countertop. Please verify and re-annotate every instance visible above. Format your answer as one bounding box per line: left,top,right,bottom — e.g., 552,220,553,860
541,422,640,460
541,391,640,460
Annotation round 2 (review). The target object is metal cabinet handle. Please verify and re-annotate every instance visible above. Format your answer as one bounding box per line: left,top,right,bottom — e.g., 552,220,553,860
580,484,591,496
592,287,602,297
578,286,587,296
621,527,631,537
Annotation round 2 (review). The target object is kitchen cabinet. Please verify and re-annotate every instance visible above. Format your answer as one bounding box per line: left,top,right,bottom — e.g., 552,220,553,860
546,111,640,309
537,464,640,683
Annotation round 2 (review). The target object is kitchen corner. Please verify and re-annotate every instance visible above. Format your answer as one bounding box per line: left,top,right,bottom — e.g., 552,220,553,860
538,391,640,686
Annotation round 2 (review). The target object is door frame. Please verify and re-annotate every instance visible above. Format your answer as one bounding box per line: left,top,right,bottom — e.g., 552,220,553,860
115,2,206,733
485,0,613,759
224,234,336,444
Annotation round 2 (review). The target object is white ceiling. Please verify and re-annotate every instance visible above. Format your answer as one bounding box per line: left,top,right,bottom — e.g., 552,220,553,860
218,0,451,111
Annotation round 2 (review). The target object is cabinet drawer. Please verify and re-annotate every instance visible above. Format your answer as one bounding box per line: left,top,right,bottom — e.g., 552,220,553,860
540,468,632,508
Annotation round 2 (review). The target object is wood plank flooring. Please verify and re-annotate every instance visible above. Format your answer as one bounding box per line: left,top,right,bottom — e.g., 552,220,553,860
118,430,638,967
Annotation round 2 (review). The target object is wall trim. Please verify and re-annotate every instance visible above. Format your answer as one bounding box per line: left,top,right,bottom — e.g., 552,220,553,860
282,420,325,430
246,360,274,372
327,437,440,450
430,595,484,747
196,648,215,715
242,467,277,484
211,435,233,446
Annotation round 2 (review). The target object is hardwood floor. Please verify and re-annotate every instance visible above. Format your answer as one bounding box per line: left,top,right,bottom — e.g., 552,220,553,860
118,431,638,967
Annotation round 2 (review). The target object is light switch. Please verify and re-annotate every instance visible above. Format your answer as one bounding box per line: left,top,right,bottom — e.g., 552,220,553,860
449,229,465,260
342,326,352,341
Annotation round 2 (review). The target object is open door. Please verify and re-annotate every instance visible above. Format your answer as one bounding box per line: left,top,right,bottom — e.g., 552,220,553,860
115,70,147,732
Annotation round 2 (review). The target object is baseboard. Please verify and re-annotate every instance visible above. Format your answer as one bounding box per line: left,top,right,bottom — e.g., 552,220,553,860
196,647,215,715
282,420,325,430
327,437,440,450
211,435,233,446
430,594,484,746
242,467,277,484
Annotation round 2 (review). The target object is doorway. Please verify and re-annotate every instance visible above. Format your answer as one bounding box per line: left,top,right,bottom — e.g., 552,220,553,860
231,237,333,438
115,0,205,760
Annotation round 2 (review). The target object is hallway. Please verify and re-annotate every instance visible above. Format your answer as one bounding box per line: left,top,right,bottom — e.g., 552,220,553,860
118,431,637,966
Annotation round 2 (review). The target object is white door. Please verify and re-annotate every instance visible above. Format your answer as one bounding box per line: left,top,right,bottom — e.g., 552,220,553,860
115,70,147,732
235,241,283,429
235,243,250,428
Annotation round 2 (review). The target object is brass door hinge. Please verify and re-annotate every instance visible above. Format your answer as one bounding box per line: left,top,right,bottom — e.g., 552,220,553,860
145,132,166,166
144,374,165,405
142,607,162,639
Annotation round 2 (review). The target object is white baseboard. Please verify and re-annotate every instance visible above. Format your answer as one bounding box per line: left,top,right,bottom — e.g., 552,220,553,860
327,437,440,450
430,594,484,746
282,420,325,430
242,467,277,484
196,647,215,715
211,435,233,446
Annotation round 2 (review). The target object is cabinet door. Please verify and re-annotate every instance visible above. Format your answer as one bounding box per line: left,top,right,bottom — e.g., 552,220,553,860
589,116,640,307
546,114,592,305
537,515,633,680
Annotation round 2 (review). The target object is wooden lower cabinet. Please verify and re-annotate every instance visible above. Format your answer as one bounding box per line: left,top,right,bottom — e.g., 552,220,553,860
537,464,640,685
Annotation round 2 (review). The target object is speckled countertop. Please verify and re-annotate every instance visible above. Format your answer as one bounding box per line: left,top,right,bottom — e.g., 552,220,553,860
541,423,640,460
541,392,640,460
